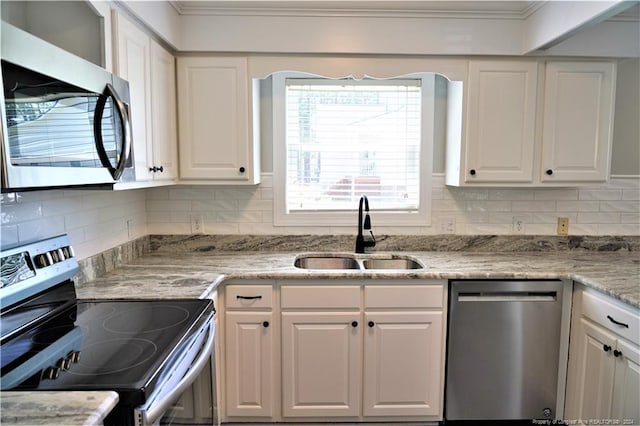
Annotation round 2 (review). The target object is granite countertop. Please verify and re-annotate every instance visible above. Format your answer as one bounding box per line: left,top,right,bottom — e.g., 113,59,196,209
75,250,640,309
0,391,119,425
4,236,639,425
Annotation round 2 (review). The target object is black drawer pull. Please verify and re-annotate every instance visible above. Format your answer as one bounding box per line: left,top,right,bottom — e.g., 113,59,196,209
351,321,358,328
607,315,629,328
236,295,262,300
263,321,269,328
603,344,612,352
368,321,375,328
614,349,623,358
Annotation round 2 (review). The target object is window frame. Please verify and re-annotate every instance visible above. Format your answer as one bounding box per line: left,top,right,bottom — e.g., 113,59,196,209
272,72,434,227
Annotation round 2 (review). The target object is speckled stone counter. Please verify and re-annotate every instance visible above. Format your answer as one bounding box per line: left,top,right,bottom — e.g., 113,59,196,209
0,391,119,425
75,249,640,309
5,235,639,425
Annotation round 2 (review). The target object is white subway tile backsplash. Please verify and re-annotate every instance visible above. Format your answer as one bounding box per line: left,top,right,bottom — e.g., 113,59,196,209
531,213,578,224
534,188,578,200
488,189,535,201
578,212,621,224
2,175,638,258
169,186,215,200
555,201,600,212
579,189,622,201
464,201,511,212
512,201,556,212
622,213,640,224
192,199,238,212
599,201,640,212
598,224,640,235
446,188,489,201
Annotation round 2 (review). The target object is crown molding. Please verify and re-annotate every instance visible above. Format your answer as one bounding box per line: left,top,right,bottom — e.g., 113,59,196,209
169,1,543,20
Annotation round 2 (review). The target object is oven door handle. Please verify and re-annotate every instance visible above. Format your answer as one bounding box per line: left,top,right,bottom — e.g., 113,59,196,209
135,319,215,426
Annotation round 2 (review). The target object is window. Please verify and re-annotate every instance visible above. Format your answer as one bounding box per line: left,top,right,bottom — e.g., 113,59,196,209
273,72,434,227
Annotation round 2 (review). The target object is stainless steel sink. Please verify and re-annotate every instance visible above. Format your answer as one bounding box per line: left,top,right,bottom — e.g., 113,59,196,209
294,253,424,270
362,257,424,270
294,255,360,270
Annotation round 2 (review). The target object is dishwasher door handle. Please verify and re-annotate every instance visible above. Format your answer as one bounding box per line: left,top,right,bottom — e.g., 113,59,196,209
458,292,557,302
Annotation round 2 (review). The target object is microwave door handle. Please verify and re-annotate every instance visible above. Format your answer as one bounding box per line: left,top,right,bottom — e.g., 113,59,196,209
93,83,131,180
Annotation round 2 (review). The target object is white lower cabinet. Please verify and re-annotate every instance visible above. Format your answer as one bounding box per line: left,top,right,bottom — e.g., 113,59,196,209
223,285,274,419
220,279,446,423
281,311,362,417
565,287,640,424
225,311,274,417
363,311,442,416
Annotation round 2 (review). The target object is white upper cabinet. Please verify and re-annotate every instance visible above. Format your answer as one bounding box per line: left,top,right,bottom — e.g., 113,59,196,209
447,60,616,187
540,62,615,183
463,60,539,184
149,39,178,181
113,10,177,184
176,57,260,185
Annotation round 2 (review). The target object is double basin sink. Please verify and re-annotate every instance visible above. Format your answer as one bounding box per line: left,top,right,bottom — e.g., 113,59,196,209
294,253,424,271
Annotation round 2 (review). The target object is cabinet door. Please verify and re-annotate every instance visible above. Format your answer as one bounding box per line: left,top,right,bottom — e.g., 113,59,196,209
541,62,615,183
225,311,273,417
113,11,153,181
281,312,361,417
568,319,617,420
612,339,640,422
149,40,178,180
177,57,257,183
363,311,443,417
464,61,538,183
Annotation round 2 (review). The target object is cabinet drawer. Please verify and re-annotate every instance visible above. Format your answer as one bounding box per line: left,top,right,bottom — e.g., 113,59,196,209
281,285,360,309
582,290,639,345
365,285,443,309
226,285,273,309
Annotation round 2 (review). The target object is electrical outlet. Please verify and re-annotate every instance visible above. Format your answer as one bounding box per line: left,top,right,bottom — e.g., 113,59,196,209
557,217,569,235
512,216,526,234
439,216,456,234
191,215,204,234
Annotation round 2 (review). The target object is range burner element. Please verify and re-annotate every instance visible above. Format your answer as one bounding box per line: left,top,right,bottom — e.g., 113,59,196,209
103,305,190,334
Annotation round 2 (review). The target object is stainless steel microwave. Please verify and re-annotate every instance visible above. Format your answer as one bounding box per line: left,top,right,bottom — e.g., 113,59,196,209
0,23,135,192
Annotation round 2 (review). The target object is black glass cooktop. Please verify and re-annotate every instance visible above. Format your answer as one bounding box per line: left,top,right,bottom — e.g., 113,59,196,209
0,283,213,403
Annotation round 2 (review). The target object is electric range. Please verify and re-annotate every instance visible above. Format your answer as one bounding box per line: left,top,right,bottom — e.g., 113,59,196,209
0,235,216,426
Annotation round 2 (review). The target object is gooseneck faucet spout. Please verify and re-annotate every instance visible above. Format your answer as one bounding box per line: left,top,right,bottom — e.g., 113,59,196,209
355,195,376,253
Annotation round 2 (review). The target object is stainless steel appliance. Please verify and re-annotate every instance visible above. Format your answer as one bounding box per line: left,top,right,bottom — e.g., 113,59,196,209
445,280,565,423
0,235,216,426
0,23,135,192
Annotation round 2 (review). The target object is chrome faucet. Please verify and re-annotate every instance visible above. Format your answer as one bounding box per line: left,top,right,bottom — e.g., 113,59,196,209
355,195,376,253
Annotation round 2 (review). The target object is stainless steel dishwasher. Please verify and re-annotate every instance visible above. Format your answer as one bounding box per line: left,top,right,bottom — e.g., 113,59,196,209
445,280,565,422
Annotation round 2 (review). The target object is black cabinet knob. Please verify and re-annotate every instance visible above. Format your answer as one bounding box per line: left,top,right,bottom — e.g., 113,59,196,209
262,321,269,328
157,165,164,173
614,349,623,358
546,169,553,175
149,166,165,173
368,321,375,327
239,166,246,173
603,344,612,352
469,169,476,176
351,321,358,328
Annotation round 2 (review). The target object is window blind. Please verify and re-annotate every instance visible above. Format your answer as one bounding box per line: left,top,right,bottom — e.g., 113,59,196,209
285,78,422,212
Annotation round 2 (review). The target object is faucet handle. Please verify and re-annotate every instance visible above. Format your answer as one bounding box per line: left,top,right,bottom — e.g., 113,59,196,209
367,230,376,248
